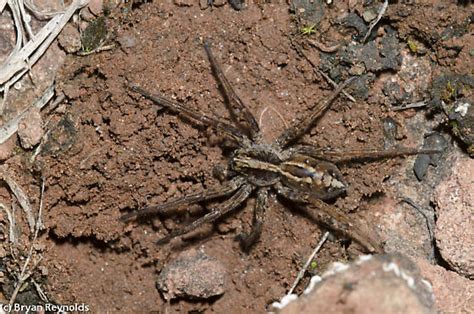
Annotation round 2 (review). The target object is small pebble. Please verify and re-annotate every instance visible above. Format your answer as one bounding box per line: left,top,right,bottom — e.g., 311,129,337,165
157,249,227,300
413,133,446,181
199,0,208,9
18,107,44,149
58,23,82,54
174,0,193,6
362,9,377,23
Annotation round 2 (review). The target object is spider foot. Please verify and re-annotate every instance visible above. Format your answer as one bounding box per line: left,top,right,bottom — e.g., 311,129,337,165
235,224,262,252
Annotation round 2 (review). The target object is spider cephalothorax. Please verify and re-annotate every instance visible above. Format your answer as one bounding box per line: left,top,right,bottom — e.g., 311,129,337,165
122,41,431,253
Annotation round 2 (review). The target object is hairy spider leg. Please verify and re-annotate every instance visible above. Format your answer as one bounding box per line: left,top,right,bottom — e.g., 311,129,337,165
120,177,246,221
156,183,254,244
274,182,383,253
274,77,356,148
204,41,261,140
294,146,443,163
129,85,251,147
236,187,269,250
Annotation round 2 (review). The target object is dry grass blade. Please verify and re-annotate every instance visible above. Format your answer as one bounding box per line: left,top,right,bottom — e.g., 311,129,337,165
0,0,89,114
8,178,45,306
363,0,388,43
0,202,17,244
391,101,427,111
1,172,36,234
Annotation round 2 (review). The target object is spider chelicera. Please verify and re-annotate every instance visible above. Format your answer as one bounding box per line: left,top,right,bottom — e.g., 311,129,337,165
122,41,431,253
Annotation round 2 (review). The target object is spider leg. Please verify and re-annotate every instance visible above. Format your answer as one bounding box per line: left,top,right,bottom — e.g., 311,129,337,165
274,182,383,253
129,85,251,147
204,41,260,140
120,177,246,221
293,146,442,163
274,77,356,148
236,187,269,251
156,183,254,244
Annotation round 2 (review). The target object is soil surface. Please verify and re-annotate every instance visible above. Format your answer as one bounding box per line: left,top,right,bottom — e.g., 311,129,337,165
0,0,472,312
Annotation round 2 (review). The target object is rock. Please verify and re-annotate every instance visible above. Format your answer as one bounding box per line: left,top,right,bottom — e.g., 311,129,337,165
434,153,474,278
0,135,16,161
362,9,377,23
32,0,65,15
275,254,434,314
58,23,82,54
319,30,402,89
413,132,447,181
17,107,43,149
87,0,104,16
117,34,137,49
274,254,434,314
210,0,226,7
416,258,474,313
290,0,324,26
199,0,208,10
429,74,474,109
228,0,244,10
157,249,227,300
340,12,368,37
380,48,432,107
448,99,474,156
173,0,193,7
395,50,432,105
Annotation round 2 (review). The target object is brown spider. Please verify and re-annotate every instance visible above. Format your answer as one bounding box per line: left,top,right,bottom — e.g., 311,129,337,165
122,41,431,253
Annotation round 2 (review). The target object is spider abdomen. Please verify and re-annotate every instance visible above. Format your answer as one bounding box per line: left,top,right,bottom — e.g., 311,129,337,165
280,155,347,200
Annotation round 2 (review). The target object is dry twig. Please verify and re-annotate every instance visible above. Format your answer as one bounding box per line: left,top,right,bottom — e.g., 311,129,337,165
391,101,427,111
362,0,388,43
317,70,356,103
32,279,49,302
288,36,356,103
287,231,329,295
307,39,340,53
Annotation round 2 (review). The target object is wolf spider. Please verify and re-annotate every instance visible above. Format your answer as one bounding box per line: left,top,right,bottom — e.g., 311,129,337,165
122,41,431,253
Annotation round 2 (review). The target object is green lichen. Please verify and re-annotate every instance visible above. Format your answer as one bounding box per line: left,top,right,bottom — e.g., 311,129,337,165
407,39,418,54
300,24,316,36
81,16,108,53
441,81,457,104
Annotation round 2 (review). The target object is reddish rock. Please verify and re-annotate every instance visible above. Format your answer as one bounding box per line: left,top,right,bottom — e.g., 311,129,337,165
88,0,104,16
433,154,474,278
0,135,16,161
17,107,44,149
416,258,474,313
157,248,227,300
58,23,82,54
173,0,193,7
276,254,434,314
